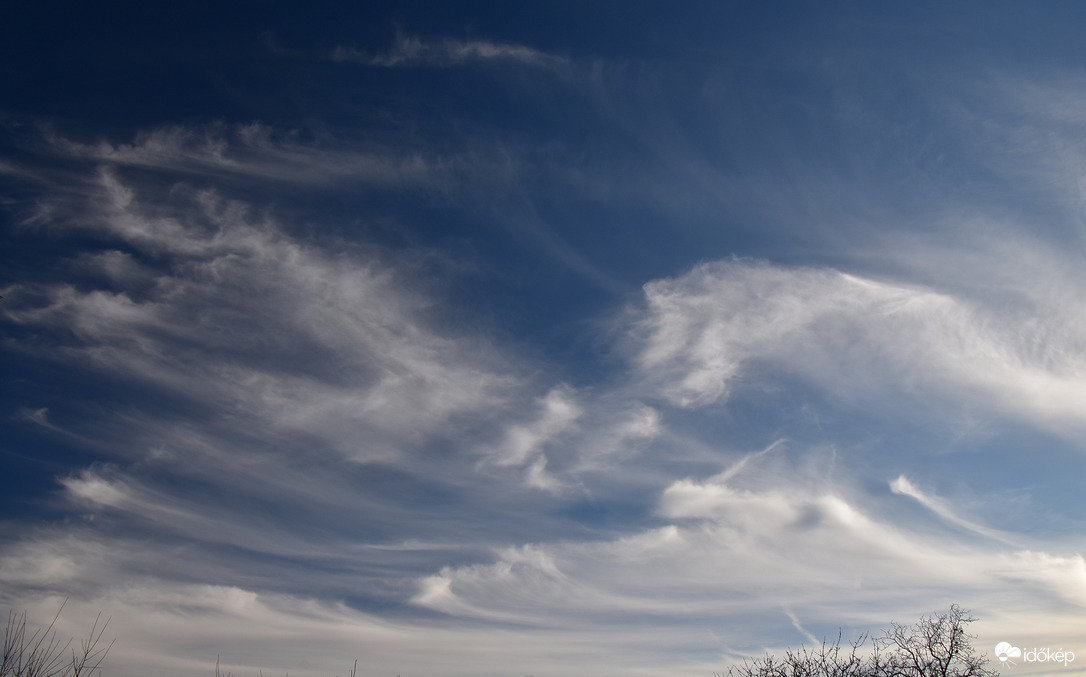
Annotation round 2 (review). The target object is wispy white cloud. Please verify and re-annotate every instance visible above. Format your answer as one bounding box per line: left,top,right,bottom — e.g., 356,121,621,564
20,123,632,297
62,468,134,509
631,259,1086,436
45,124,431,187
0,158,41,179
890,475,1018,545
0,129,614,662
785,609,819,645
5,167,515,463
333,34,570,70
17,406,52,427
490,386,580,466
410,455,1086,667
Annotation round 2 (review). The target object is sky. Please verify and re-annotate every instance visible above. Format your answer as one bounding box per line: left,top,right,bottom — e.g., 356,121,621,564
2,3,1086,677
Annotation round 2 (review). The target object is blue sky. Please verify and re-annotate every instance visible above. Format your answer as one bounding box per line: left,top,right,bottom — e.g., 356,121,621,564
3,3,1086,676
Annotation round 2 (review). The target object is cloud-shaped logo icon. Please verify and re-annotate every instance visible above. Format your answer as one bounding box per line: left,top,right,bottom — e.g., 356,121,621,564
996,642,1022,664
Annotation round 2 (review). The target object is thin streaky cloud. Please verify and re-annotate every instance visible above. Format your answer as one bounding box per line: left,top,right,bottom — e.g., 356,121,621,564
2,162,520,467
0,159,42,179
17,407,52,428
709,439,787,485
889,476,1019,546
333,34,570,69
784,609,820,645
33,124,629,294
44,125,430,187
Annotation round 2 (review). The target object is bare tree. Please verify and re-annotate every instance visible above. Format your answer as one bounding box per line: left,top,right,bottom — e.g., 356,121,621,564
725,606,997,677
876,606,995,677
0,601,112,677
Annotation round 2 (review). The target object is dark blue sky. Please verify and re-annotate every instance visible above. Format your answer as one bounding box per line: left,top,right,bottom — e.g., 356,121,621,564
3,4,1086,677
